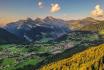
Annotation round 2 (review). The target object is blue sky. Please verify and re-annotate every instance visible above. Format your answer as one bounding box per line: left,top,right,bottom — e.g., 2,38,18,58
0,0,104,20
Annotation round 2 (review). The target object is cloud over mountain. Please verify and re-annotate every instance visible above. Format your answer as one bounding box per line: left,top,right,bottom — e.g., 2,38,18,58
38,1,43,8
91,5,104,17
51,3,61,13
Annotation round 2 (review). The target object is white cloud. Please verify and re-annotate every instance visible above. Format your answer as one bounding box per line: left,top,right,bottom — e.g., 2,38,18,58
38,1,43,8
51,3,61,13
91,5,104,17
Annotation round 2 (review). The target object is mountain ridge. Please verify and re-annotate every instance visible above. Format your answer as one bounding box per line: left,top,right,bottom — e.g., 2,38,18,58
3,16,70,43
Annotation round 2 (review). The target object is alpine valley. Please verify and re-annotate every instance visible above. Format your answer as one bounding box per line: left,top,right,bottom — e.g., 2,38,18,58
0,16,104,70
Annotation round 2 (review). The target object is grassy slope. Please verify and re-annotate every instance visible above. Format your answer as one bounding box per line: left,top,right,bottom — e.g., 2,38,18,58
40,44,104,70
80,21,104,34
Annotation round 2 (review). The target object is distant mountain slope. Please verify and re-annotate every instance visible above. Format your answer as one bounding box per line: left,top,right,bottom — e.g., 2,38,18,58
80,21,104,35
40,44,104,70
68,17,99,30
0,28,23,44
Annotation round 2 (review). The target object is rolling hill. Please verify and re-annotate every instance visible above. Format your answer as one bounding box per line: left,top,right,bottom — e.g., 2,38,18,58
68,17,99,30
80,21,104,35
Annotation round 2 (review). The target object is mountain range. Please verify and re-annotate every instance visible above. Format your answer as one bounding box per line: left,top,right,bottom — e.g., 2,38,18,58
0,16,103,44
3,16,69,43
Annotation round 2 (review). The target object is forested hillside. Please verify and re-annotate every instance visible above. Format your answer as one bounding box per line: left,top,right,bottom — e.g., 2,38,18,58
40,44,104,70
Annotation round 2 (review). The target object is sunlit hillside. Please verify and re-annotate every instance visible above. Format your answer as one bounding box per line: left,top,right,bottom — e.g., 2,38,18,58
40,44,104,70
80,21,104,35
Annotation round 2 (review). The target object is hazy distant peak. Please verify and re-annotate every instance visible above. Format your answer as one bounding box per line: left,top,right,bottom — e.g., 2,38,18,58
44,16,56,21
14,18,34,24
26,18,34,22
35,18,44,23
82,17,97,22
35,18,42,21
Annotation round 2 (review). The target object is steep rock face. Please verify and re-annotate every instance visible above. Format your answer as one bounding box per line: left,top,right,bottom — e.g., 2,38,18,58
25,26,55,42
4,16,70,42
0,28,23,44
